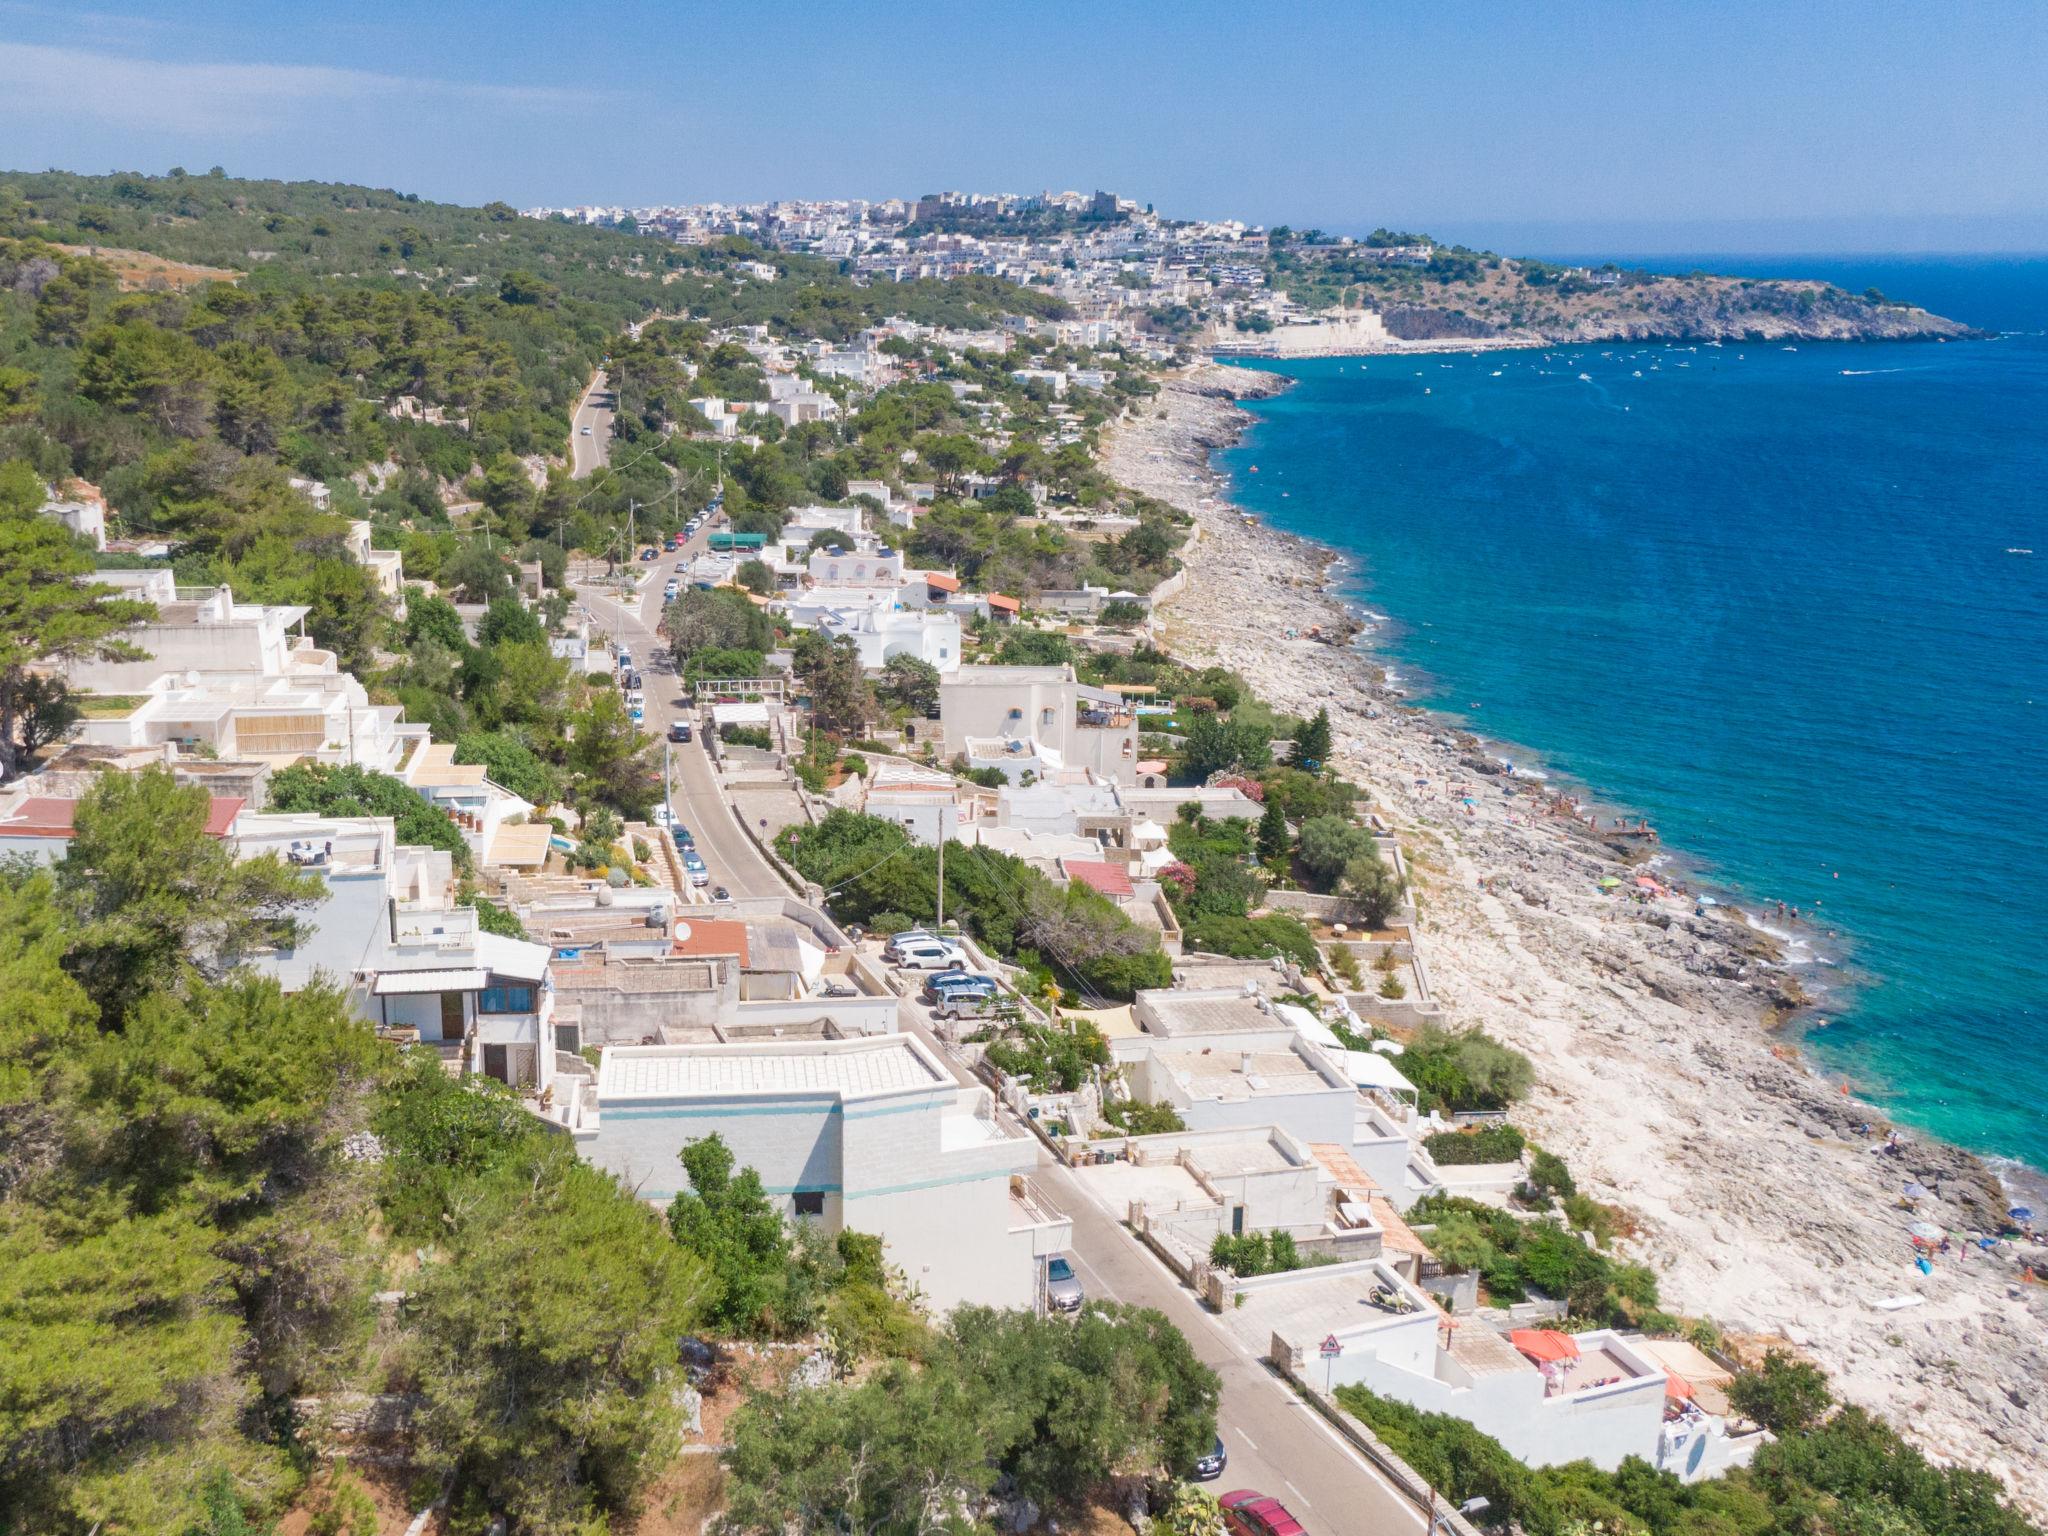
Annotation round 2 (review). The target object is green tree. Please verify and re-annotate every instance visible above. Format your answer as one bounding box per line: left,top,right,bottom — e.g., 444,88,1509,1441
267,762,472,868
56,767,322,1022
1256,796,1290,863
566,686,658,817
792,630,872,736
0,460,156,777
1729,1348,1833,1434
1296,814,1372,886
721,1360,996,1536
1289,706,1332,770
734,558,774,595
1339,848,1403,928
880,652,942,716
409,1154,708,1535
666,1134,818,1337
475,595,544,648
1179,712,1269,781
454,729,559,803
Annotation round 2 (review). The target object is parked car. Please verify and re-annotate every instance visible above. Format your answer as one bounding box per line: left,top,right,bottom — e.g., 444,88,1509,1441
711,885,730,901
651,805,672,829
1219,1492,1303,1536
670,824,693,847
1045,1255,1083,1313
663,582,679,601
616,649,631,672
683,852,709,887
579,425,593,436
931,986,1000,1021
882,929,940,959
668,720,692,743
637,548,655,562
1192,1436,1228,1482
628,703,644,723
892,940,968,972
920,971,994,1001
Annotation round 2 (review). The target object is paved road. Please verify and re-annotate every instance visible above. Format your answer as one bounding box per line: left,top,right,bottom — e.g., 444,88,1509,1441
570,370,614,478
579,546,790,903
1042,1158,1426,1536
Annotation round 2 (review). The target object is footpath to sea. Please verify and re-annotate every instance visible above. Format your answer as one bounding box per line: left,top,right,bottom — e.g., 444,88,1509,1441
1103,360,2048,1517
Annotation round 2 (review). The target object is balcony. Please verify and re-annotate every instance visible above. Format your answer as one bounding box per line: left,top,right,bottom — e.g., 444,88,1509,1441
1008,1174,1073,1257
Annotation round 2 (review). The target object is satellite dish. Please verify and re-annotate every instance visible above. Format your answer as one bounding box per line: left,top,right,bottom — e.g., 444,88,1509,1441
674,921,692,944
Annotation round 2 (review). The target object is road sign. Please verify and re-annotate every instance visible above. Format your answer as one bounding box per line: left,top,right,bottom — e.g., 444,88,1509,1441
1319,1334,1344,1359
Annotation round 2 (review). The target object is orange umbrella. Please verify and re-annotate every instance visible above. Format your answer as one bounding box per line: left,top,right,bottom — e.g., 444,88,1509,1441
1664,1372,1695,1401
1509,1329,1579,1363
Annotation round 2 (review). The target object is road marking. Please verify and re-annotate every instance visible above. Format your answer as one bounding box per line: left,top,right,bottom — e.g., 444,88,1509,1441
1237,1431,1258,1451
1284,1480,1310,1508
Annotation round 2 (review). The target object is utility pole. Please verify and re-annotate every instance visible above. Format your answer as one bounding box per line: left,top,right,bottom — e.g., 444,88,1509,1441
936,831,945,931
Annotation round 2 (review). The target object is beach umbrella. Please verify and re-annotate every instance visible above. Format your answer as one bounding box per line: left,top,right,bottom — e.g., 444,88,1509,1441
1508,1329,1579,1363
1902,1181,1930,1201
1598,876,1622,889
2011,1206,2035,1224
1908,1220,1945,1241
1664,1372,1695,1401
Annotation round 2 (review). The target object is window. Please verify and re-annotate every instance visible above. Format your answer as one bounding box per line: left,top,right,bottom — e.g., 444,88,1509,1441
478,984,536,1014
791,1190,826,1218
553,1022,581,1055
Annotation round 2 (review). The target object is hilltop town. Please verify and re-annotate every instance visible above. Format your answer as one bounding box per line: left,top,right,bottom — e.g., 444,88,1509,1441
527,186,1976,351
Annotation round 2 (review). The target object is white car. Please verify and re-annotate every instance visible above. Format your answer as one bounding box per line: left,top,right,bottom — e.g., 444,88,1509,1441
893,940,969,972
579,425,593,436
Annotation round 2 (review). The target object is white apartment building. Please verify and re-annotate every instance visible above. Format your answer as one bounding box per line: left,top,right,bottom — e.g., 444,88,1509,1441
938,664,1139,786
572,1034,1070,1310
71,669,427,776
73,575,330,690
345,520,406,599
817,605,961,673
237,809,557,1094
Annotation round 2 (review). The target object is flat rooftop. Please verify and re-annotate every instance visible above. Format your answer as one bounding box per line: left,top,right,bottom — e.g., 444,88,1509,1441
1186,1133,1302,1178
1163,1045,1337,1101
1218,1262,1434,1356
1140,992,1280,1037
600,1034,947,1102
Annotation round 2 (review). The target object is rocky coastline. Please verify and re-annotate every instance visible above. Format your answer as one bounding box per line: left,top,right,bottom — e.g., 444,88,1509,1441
1104,361,2048,1517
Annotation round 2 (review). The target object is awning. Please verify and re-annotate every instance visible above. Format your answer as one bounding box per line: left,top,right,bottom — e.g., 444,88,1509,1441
373,968,487,996
1344,1049,1418,1097
1509,1329,1579,1363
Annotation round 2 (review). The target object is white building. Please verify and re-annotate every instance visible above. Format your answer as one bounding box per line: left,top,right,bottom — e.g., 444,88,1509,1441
806,545,903,587
1237,1258,1759,1482
71,577,329,691
70,669,427,776
818,605,961,673
572,1034,1070,1310
939,664,1139,786
345,520,406,599
41,478,107,550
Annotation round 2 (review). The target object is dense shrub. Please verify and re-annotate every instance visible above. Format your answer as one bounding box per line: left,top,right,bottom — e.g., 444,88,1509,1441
1398,1024,1534,1112
1424,1123,1527,1165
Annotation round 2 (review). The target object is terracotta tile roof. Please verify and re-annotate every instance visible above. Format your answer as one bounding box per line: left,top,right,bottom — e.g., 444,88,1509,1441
923,572,961,592
986,593,1020,612
0,794,241,839
1063,858,1134,898
671,918,750,965
1309,1142,1432,1258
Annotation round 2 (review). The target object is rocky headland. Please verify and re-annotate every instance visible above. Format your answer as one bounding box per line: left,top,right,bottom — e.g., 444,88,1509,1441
1103,361,2048,1518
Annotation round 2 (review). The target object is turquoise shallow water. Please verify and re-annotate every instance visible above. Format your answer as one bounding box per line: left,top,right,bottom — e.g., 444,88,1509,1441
1217,257,2048,1181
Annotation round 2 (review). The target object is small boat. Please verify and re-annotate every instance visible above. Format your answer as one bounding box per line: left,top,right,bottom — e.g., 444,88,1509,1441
2008,547,2034,556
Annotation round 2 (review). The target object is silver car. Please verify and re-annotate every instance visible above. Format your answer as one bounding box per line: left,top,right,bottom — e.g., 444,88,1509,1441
1045,1255,1084,1313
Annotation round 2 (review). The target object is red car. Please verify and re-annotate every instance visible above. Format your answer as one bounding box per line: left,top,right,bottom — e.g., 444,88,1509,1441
1220,1490,1306,1536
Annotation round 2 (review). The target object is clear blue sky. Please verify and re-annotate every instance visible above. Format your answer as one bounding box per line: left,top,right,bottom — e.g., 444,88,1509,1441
4,0,2044,253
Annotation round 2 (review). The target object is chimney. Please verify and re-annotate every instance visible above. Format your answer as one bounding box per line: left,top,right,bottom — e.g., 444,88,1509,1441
1239,1052,1254,1076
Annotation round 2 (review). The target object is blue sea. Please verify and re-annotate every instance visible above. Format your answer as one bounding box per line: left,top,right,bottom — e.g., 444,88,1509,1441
1216,256,2048,1185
